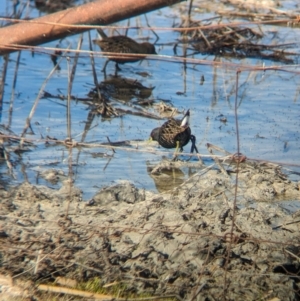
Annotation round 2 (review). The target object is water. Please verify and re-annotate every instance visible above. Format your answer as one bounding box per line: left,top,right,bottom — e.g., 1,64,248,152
0,0,299,202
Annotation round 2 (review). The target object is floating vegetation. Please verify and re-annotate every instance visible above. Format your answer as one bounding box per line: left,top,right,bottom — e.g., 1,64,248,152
176,19,299,63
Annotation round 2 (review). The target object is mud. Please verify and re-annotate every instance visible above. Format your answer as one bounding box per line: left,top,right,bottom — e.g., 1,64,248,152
0,161,299,300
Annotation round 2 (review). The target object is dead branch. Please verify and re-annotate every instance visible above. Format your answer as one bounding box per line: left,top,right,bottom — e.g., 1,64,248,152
0,0,183,55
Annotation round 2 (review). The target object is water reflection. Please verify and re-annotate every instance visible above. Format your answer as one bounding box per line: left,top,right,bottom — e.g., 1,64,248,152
88,75,155,103
86,75,156,120
147,163,185,193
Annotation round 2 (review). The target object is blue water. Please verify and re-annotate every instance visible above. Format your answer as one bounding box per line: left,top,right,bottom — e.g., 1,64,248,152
0,0,299,202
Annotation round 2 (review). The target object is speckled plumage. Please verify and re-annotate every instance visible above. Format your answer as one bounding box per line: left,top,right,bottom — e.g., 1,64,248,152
150,109,196,152
94,36,156,63
93,30,156,72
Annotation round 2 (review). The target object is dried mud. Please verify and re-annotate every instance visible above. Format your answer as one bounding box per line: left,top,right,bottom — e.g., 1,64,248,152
0,162,300,300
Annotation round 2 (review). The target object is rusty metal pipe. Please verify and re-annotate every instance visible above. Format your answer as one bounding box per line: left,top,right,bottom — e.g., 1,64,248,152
0,0,184,55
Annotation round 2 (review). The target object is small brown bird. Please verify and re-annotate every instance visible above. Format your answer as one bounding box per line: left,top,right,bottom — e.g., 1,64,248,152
150,109,198,158
93,28,157,73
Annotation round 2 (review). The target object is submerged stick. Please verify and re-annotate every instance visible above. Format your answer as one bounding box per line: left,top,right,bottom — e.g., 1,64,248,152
20,47,69,138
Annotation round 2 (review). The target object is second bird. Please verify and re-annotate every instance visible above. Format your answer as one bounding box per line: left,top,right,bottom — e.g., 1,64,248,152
93,28,157,74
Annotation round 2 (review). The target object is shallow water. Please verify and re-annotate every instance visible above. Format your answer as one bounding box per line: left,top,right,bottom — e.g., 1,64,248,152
0,0,299,204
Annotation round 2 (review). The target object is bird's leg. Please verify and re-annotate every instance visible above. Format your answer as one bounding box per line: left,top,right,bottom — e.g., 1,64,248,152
116,63,122,71
114,63,122,76
190,135,199,153
188,135,203,163
172,141,180,161
101,59,109,73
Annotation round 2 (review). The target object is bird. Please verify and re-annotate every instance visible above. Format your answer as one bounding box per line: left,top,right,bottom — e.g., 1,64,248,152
93,28,157,74
150,109,199,159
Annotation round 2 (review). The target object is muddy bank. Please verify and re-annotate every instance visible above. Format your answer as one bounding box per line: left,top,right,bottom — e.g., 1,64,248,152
0,161,300,300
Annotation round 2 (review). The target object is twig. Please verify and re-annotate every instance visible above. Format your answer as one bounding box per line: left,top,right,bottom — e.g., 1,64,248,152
0,54,9,111
106,136,116,153
8,51,21,128
144,14,159,43
34,249,42,274
20,46,70,138
67,34,83,139
272,219,300,230
38,284,118,300
284,248,300,262
2,145,15,178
